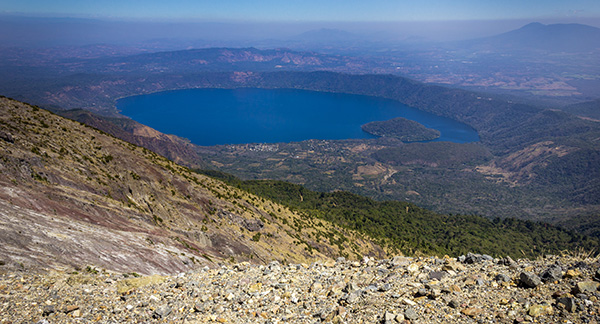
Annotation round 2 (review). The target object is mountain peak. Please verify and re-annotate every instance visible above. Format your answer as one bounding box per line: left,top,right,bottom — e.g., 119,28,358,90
464,22,600,52
521,22,544,29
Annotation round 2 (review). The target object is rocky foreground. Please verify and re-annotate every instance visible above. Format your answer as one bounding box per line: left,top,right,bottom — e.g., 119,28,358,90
1,254,599,324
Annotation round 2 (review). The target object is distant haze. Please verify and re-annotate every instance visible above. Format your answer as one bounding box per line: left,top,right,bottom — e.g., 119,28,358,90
3,0,600,22
2,15,600,48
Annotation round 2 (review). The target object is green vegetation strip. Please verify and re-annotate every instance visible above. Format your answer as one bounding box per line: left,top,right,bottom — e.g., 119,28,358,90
197,169,597,259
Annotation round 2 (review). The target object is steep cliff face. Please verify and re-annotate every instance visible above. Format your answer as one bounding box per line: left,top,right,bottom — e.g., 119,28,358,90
0,97,385,274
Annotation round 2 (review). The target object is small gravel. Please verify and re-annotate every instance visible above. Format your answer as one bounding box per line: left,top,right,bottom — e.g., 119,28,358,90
0,254,598,323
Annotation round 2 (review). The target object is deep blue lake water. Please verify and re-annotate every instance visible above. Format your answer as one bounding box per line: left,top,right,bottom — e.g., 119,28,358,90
116,88,479,146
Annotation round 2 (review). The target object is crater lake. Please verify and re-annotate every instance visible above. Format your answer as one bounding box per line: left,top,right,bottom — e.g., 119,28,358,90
117,88,479,146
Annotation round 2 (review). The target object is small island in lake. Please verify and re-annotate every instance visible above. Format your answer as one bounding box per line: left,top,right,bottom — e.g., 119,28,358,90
361,117,441,142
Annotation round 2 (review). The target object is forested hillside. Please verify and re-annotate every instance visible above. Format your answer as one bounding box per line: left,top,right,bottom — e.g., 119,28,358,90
197,170,598,258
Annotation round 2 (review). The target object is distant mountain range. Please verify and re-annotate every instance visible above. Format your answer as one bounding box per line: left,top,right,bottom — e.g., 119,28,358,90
1,21,599,105
457,22,600,52
274,22,600,54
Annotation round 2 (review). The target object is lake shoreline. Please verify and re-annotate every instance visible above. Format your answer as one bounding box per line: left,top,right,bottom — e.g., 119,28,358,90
117,88,479,146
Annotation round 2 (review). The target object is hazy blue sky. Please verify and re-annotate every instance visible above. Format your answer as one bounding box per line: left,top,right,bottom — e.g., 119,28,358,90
3,0,600,21
2,0,600,46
